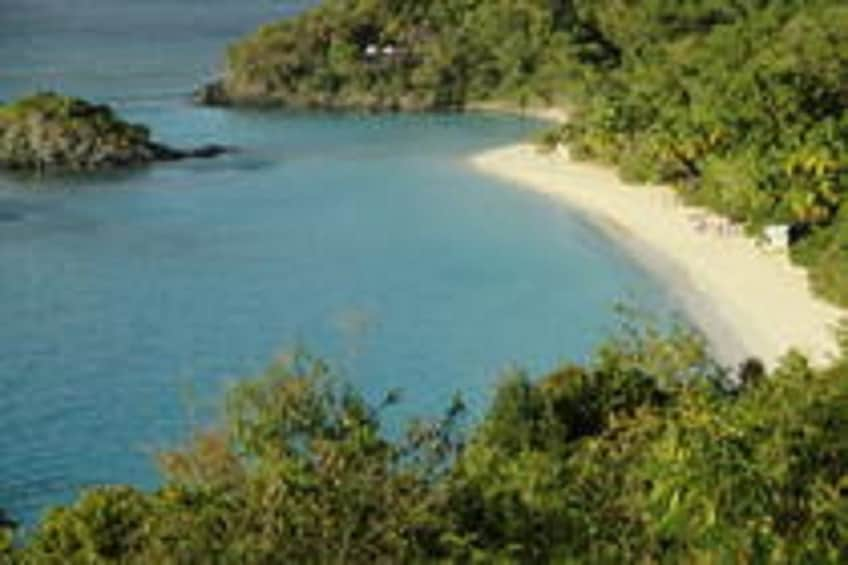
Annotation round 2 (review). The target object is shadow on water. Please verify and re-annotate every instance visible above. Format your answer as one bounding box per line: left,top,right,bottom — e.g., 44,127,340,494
0,165,154,192
0,151,281,194
0,209,23,223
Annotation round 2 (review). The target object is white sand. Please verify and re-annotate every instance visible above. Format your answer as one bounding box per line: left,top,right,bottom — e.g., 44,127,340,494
471,144,846,369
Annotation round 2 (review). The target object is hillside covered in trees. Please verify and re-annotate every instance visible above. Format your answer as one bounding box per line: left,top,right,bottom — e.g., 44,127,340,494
200,0,848,306
3,325,846,562
196,0,576,110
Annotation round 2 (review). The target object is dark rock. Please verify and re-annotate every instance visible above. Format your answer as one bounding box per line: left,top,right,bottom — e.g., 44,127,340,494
152,143,233,162
184,144,232,159
194,81,232,106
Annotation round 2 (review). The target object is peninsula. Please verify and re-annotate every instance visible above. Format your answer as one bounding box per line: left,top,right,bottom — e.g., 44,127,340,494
0,93,229,173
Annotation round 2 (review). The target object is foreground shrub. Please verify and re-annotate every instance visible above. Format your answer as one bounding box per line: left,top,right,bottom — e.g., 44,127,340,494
8,323,846,563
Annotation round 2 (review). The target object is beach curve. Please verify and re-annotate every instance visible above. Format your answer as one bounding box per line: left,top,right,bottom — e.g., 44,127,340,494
471,143,846,369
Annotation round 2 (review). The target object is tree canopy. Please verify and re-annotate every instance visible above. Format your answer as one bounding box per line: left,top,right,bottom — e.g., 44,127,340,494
6,324,847,562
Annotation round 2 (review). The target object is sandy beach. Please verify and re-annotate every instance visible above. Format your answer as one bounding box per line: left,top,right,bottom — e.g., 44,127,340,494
471,143,846,369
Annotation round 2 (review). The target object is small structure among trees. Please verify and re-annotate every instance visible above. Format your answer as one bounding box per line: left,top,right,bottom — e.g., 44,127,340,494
363,43,405,61
764,224,791,251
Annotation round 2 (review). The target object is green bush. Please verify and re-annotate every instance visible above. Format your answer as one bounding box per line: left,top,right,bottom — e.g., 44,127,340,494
7,324,845,562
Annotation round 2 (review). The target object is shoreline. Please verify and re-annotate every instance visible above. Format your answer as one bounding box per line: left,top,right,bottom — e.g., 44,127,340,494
471,143,845,369
466,101,569,124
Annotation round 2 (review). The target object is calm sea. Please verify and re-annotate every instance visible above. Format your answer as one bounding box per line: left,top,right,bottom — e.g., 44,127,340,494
0,0,677,526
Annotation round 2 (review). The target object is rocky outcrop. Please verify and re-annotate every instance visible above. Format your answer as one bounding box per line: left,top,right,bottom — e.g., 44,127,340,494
193,81,234,107
0,93,231,173
152,143,231,161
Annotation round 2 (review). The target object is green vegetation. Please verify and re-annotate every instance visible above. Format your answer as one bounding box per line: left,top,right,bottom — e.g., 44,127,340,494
552,1,848,307
0,93,228,173
0,93,158,171
4,325,846,562
2,2,847,561
198,0,573,109
203,0,848,306
0,511,13,557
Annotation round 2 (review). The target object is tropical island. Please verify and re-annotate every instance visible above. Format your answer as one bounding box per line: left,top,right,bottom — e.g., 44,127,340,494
1,1,847,563
0,93,229,173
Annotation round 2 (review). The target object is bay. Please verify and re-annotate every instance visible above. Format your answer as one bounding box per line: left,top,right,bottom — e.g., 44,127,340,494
0,0,677,526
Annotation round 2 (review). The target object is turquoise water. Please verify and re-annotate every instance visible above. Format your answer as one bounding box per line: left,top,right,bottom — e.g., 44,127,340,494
0,1,677,526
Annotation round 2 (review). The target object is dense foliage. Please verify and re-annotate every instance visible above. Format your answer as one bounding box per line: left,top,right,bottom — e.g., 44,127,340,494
203,0,848,306
5,324,846,562
199,0,574,109
552,0,848,307
0,93,228,172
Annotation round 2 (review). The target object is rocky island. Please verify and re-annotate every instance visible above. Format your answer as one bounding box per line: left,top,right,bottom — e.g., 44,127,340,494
0,93,229,172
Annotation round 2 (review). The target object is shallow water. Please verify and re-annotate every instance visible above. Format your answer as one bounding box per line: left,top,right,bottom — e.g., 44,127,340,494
0,0,678,526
